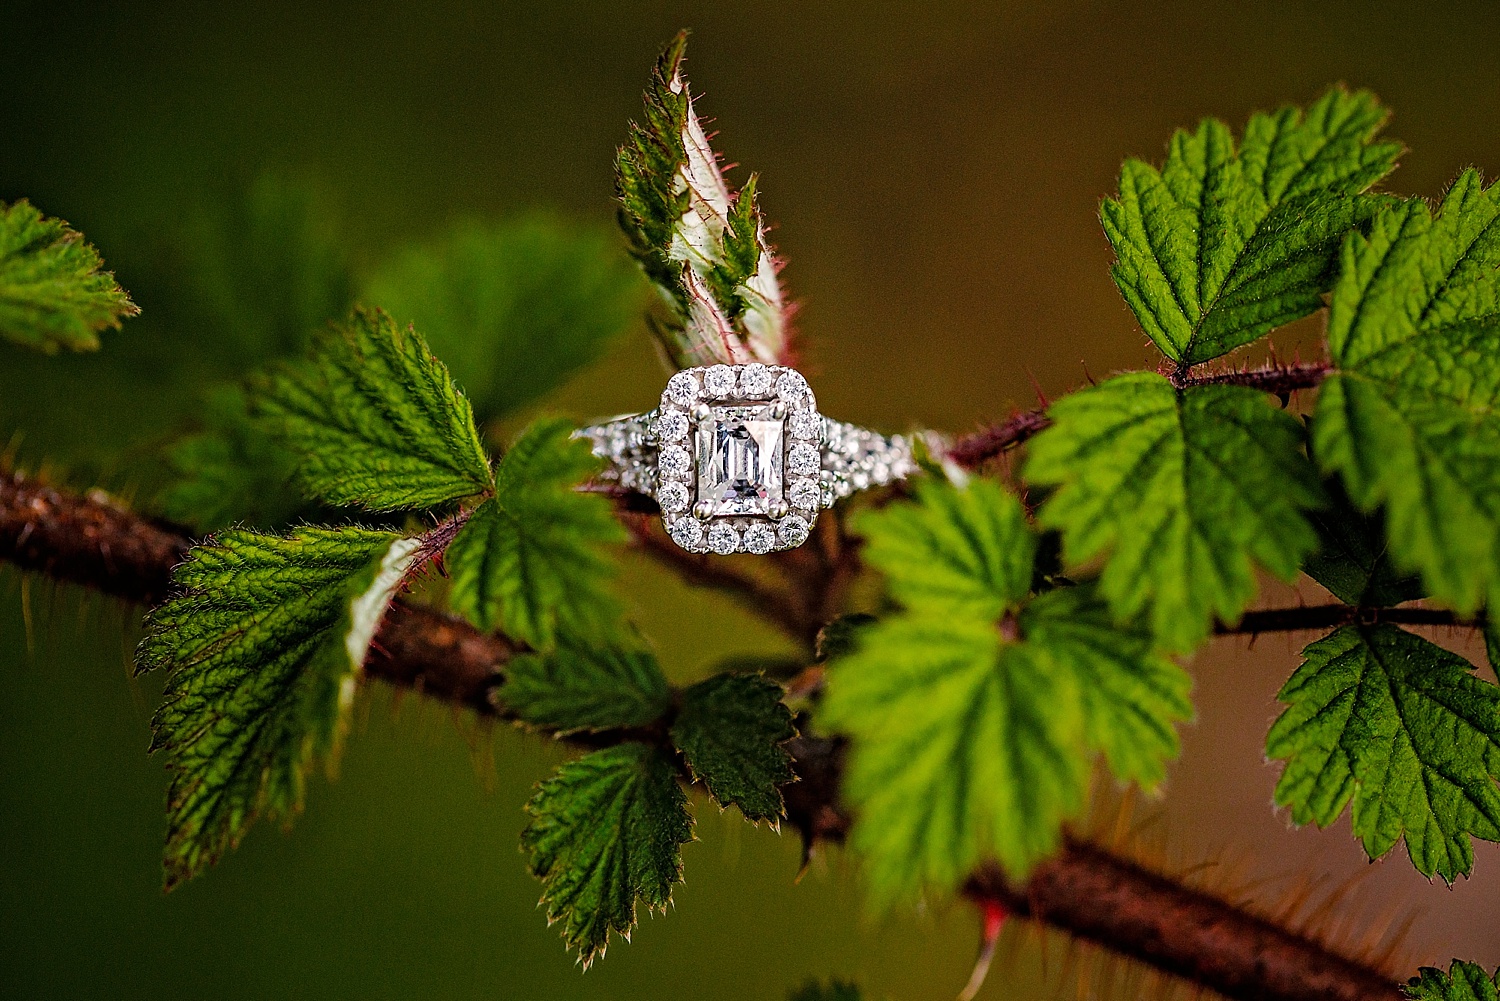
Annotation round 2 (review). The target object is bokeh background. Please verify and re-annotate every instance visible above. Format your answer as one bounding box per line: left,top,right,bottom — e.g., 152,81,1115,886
3,2,1499,998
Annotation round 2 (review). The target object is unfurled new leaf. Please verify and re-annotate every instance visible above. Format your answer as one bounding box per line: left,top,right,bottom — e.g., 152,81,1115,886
1026,373,1323,652
0,199,137,352
1405,961,1500,1001
616,33,789,367
1301,477,1424,607
501,637,670,733
1104,88,1399,363
1267,625,1500,881
136,527,419,888
671,674,797,823
854,476,1035,618
521,742,693,966
1313,171,1500,617
444,417,625,648
365,216,644,422
256,306,492,512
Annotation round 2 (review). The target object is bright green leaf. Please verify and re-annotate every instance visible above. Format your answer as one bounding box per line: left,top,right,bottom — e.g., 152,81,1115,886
500,637,670,733
444,417,625,648
365,215,644,423
1301,477,1424,607
1026,372,1324,652
1267,624,1500,881
521,742,693,966
820,613,1088,902
1405,961,1500,1001
0,199,137,352
136,526,419,888
1313,171,1500,616
854,476,1035,618
1020,585,1193,789
255,306,493,512
670,674,797,823
1103,88,1399,364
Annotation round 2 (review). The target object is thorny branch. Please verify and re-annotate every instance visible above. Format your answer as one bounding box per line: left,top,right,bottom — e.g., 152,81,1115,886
0,468,1408,1000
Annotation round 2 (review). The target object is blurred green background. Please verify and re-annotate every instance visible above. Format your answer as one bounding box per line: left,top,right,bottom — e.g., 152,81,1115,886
3,1,1499,997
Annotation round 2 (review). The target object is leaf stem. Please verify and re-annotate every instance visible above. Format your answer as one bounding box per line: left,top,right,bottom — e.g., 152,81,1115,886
1220,603,1476,635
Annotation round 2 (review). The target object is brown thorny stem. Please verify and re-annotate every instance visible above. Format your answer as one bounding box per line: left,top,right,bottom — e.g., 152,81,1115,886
0,361,1425,1001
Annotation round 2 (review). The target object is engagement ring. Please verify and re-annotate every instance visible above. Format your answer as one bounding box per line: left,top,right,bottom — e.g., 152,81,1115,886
578,363,919,554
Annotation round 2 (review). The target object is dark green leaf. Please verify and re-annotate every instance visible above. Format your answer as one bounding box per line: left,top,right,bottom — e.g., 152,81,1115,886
1405,961,1500,1001
1313,171,1500,617
255,306,493,512
789,980,863,1001
521,742,693,966
671,674,797,823
1267,624,1500,881
1301,477,1424,607
136,526,419,888
1026,372,1323,652
500,637,669,733
1103,88,1399,363
364,215,644,423
815,613,877,663
854,476,1036,619
0,199,137,352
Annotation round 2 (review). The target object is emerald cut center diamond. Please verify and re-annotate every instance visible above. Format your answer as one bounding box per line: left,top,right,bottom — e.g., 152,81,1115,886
696,405,784,516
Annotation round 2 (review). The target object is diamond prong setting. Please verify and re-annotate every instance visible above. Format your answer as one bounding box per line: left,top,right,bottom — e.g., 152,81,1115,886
656,364,822,553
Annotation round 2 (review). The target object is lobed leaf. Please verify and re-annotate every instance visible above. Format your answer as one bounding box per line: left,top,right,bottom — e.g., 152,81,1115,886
444,417,625,648
1103,88,1399,364
500,637,670,733
521,742,693,966
136,527,419,888
1313,171,1500,617
1300,477,1424,607
670,673,797,823
256,306,493,512
1267,624,1500,881
1026,372,1324,652
0,199,137,352
1405,961,1500,1001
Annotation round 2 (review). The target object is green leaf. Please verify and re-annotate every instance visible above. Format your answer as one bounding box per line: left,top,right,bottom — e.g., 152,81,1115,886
365,215,644,423
157,385,307,531
670,674,797,823
444,417,625,648
1103,88,1399,363
615,32,788,367
820,612,1088,902
1020,585,1193,789
1313,171,1500,616
136,526,419,888
500,637,670,733
789,981,863,1001
521,742,693,966
854,476,1035,618
1026,372,1324,652
1405,961,1500,1001
0,199,137,352
1266,624,1500,881
255,306,493,512
1301,477,1424,607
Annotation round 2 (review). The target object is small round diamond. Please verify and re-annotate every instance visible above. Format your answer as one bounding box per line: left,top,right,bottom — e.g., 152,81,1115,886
666,371,699,406
789,443,820,476
707,523,741,555
704,365,737,397
657,481,690,512
659,445,691,476
788,410,821,440
743,522,776,554
788,480,820,511
739,363,773,397
778,515,810,548
669,517,706,551
653,409,689,442
776,370,809,401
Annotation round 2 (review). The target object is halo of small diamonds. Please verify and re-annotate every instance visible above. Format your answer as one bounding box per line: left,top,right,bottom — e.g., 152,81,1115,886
670,517,707,551
742,522,776,554
666,371,699,406
739,363,774,397
657,481,690,512
788,443,820,477
788,480,820,511
659,445,691,477
778,515,810,548
653,409,689,442
704,364,737,397
788,410,821,440
707,522,741,555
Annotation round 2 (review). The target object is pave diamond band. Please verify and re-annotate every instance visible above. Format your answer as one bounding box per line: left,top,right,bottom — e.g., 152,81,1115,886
577,364,918,554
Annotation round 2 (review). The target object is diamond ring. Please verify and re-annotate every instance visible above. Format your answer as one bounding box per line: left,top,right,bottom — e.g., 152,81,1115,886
578,363,919,554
